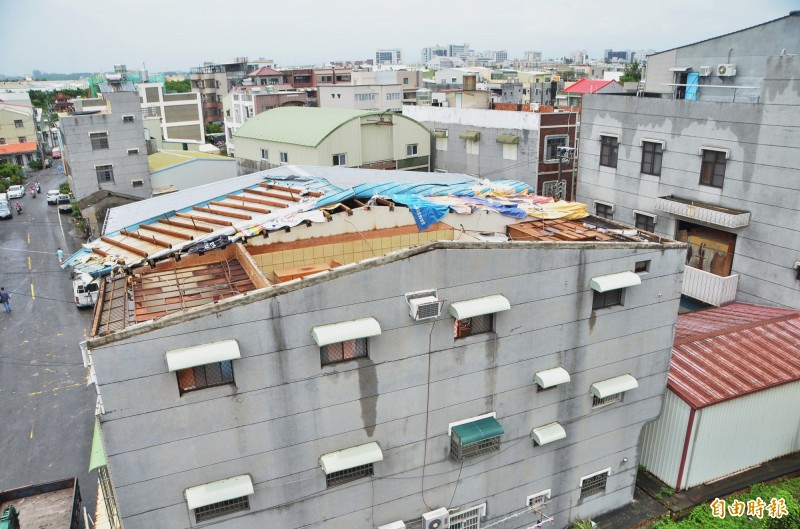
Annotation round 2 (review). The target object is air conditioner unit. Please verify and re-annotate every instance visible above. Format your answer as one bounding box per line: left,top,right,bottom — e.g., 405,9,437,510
377,521,406,529
717,64,737,77
698,66,713,77
405,290,441,321
421,508,449,529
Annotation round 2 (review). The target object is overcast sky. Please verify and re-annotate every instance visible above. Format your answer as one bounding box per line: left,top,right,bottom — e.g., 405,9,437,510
1,0,795,74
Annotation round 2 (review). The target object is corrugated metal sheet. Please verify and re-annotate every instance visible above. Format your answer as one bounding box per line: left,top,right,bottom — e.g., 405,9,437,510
674,302,791,340
685,380,800,488
639,390,691,488
669,304,800,409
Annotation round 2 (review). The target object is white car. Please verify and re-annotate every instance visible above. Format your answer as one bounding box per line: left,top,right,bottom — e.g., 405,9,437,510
7,185,25,199
72,272,100,308
46,190,60,204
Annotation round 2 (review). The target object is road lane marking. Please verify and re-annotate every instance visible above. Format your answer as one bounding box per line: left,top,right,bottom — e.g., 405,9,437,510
27,232,30,245
30,283,35,300
27,381,83,397
28,256,31,270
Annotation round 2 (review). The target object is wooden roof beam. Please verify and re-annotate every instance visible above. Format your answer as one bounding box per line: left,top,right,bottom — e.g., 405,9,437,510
158,218,215,233
100,236,149,257
138,224,194,240
210,200,270,214
175,212,233,226
193,205,252,220
120,229,172,248
265,183,324,197
247,187,300,202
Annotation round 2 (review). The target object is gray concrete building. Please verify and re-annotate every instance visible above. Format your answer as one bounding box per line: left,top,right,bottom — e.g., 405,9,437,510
59,79,151,201
403,106,578,197
576,12,800,309
78,166,685,529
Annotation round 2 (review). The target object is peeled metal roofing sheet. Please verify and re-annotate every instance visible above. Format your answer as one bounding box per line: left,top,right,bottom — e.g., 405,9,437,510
669,305,800,409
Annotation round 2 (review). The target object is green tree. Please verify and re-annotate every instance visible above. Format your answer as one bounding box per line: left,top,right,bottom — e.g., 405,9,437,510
0,163,26,192
620,61,642,83
165,79,191,93
205,122,223,134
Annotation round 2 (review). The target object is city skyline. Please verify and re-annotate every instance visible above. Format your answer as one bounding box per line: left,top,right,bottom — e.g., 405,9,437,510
0,0,795,75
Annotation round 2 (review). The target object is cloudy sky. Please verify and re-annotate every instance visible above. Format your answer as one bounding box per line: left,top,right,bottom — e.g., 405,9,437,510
1,0,795,74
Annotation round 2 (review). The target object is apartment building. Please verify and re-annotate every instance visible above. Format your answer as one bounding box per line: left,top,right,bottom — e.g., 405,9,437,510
223,87,309,156
58,78,151,201
138,82,205,148
79,165,685,529
0,93,39,168
576,11,800,309
404,106,578,196
318,70,422,110
233,107,430,174
376,48,403,65
189,57,255,123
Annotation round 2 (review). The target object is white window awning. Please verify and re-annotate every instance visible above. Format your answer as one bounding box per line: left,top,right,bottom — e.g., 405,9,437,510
185,474,254,510
534,367,571,389
448,294,510,320
312,317,381,347
590,271,641,293
591,374,639,399
669,66,692,72
531,422,566,446
166,339,241,372
319,441,383,475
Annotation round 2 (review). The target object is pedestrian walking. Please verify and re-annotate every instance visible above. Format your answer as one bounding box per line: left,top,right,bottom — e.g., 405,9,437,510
56,247,65,264
0,288,10,312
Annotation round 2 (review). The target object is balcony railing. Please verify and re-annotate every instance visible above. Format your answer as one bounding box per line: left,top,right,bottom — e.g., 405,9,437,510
656,196,750,229
681,265,739,306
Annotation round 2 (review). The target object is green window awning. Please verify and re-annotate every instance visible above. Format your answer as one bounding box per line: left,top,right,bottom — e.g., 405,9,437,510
451,416,504,445
89,418,107,472
496,134,519,145
459,130,481,141
432,130,448,138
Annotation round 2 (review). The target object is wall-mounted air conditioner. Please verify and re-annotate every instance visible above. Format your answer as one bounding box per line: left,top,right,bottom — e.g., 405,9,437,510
421,508,449,529
406,290,441,321
717,64,737,77
698,66,713,77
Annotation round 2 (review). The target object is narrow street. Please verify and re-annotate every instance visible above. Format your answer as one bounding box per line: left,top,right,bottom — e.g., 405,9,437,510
0,166,97,517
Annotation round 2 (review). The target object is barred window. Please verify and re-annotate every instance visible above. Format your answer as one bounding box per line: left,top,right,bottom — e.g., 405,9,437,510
14,120,23,128
592,288,623,310
194,495,250,522
580,471,609,499
641,141,663,176
96,165,114,183
122,115,135,123
594,202,613,219
700,149,726,188
592,392,622,408
600,135,618,168
177,361,234,394
326,463,374,487
454,314,493,338
321,338,368,365
450,432,501,461
635,213,656,232
90,132,109,150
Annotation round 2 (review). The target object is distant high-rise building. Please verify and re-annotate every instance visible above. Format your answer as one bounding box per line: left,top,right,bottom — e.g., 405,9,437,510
421,45,448,64
493,50,508,62
604,49,634,62
448,43,472,60
524,51,542,63
569,49,588,63
375,48,402,65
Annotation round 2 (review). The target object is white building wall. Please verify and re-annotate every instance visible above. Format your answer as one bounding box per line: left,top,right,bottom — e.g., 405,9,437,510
639,389,692,489
149,159,237,192
686,380,800,489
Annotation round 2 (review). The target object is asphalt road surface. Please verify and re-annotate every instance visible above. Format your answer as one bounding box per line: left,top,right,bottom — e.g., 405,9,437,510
0,166,97,518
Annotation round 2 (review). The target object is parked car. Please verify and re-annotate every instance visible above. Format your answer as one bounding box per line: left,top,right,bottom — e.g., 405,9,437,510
0,201,11,220
7,185,25,199
52,147,61,159
72,272,100,308
58,202,73,214
46,190,60,204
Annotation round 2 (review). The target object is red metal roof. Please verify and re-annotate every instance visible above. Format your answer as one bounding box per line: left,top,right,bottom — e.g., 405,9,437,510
669,303,800,409
0,141,38,155
561,79,619,94
251,67,283,77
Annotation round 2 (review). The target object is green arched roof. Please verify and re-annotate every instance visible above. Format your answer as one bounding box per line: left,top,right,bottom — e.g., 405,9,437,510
233,107,425,147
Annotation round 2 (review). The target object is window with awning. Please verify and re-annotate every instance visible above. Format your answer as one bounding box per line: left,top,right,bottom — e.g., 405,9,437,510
166,339,241,372
450,415,504,460
432,129,448,138
590,271,641,310
496,134,519,144
531,422,566,446
534,367,571,390
185,474,254,521
320,442,383,487
459,130,481,141
449,294,510,339
591,374,638,408
311,317,381,346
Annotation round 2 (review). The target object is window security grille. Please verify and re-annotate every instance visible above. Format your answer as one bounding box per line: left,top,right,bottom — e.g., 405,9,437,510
321,339,368,365
177,361,234,394
326,463,374,487
635,213,656,232
592,392,622,408
542,180,567,200
449,504,484,529
580,472,609,499
600,136,618,167
96,165,114,183
592,288,623,310
450,433,500,461
454,314,493,338
194,496,250,522
90,132,109,150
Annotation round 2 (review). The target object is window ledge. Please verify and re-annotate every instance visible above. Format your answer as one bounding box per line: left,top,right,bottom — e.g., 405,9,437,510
178,382,237,402
453,331,498,346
